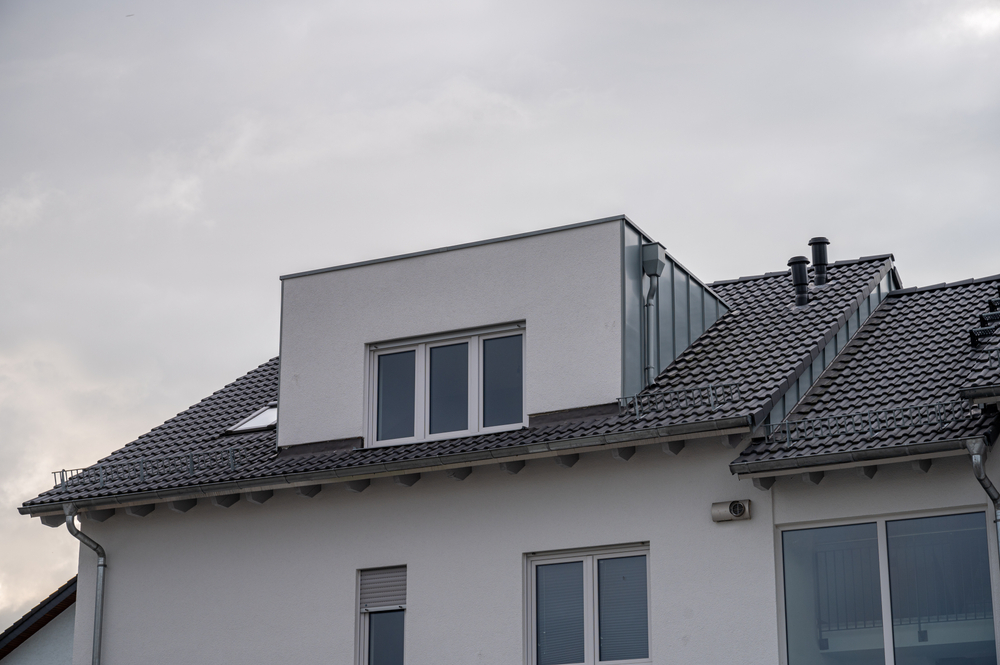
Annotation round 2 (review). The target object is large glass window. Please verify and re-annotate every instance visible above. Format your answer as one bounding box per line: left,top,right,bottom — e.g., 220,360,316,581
887,513,996,665
529,546,650,665
370,327,524,445
782,514,998,665
783,523,886,664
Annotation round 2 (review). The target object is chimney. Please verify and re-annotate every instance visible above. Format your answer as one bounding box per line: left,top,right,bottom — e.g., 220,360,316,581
809,237,830,285
788,256,810,306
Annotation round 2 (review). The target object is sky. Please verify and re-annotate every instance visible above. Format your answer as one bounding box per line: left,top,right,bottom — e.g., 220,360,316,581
1,0,999,629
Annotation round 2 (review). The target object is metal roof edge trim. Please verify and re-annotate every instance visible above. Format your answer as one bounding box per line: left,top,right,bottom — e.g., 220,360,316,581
959,385,1000,399
20,415,752,517
729,435,984,476
279,214,633,280
886,274,1000,297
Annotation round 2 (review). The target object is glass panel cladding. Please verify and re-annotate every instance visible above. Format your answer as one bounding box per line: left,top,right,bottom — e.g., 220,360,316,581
598,556,649,661
429,343,468,434
689,277,704,342
674,267,689,352
369,610,405,665
658,262,675,368
622,225,644,397
483,335,522,427
812,354,824,383
377,351,415,441
836,326,848,352
537,561,586,665
887,513,997,665
783,523,885,665
868,289,879,313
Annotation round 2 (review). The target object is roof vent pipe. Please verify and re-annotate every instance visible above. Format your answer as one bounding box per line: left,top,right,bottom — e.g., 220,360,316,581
809,237,830,285
642,243,667,387
788,256,810,307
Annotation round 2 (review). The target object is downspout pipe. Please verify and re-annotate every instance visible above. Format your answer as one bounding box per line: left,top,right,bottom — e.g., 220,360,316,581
966,439,1000,575
65,504,106,665
641,243,667,388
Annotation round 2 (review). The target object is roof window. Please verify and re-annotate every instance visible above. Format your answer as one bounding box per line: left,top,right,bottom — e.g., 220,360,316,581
229,403,278,432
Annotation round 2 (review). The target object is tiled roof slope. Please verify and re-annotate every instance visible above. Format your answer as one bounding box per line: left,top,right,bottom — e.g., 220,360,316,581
732,278,1000,475
639,257,894,425
0,576,76,659
22,257,890,511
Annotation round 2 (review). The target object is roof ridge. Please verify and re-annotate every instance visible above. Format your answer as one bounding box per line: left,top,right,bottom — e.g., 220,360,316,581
710,256,892,286
887,275,1000,297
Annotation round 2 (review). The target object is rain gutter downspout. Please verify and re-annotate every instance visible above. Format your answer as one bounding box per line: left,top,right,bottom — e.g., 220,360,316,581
966,439,1000,575
641,243,666,388
65,504,106,665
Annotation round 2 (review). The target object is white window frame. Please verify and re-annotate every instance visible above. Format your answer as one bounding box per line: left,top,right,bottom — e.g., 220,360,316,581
366,323,526,447
774,505,1000,665
525,543,652,665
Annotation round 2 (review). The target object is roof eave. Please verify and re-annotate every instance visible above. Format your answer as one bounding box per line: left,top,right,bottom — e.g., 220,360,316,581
21,414,754,517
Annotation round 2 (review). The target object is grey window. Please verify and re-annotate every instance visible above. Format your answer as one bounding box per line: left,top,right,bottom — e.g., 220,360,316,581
429,342,468,434
782,514,998,665
529,547,650,665
886,513,996,665
359,566,406,665
783,523,886,664
377,351,415,441
483,334,523,428
370,327,524,445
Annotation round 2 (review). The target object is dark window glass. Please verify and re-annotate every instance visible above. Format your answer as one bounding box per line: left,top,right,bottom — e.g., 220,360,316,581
783,523,885,665
377,351,415,441
537,562,585,665
598,555,649,661
887,513,996,665
429,343,468,434
483,335,522,427
369,610,404,665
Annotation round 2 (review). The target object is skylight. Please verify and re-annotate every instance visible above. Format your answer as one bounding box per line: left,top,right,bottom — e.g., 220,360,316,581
229,404,278,432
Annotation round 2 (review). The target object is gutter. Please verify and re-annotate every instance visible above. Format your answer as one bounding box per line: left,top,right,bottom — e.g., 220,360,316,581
64,505,106,665
958,385,1000,404
22,415,753,518
966,439,1000,578
730,436,983,477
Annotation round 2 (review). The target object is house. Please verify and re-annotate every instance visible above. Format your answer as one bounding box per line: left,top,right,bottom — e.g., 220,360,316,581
18,215,1000,665
0,577,76,664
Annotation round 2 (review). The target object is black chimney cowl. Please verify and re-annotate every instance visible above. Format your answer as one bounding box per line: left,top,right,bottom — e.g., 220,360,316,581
809,237,830,286
788,256,810,306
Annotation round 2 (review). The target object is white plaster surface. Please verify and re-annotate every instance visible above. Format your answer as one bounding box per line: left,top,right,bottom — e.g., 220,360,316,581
277,220,624,447
71,437,783,665
5,602,75,665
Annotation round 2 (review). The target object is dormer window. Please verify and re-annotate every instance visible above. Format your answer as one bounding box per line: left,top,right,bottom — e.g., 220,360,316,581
229,403,278,432
368,324,525,445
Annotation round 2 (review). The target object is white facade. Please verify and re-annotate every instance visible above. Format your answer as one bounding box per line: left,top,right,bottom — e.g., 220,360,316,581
277,220,624,448
67,441,1000,665
4,604,75,665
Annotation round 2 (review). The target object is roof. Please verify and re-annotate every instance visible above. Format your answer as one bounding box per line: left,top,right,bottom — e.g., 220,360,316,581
0,577,76,660
732,277,1000,475
21,255,895,513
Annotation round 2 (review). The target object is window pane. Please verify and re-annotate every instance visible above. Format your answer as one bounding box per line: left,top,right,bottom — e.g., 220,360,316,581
483,335,522,427
377,351,415,441
887,513,997,665
598,555,649,661
537,561,585,665
429,343,468,434
369,610,404,665
783,523,885,665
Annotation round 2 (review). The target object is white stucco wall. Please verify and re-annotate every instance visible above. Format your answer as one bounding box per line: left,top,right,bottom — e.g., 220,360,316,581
277,220,624,447
5,603,75,665
71,437,783,665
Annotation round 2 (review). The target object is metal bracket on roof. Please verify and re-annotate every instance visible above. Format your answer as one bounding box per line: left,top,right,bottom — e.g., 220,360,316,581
763,400,982,445
618,383,743,418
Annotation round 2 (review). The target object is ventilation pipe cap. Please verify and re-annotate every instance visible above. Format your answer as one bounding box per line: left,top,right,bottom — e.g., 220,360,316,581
788,256,810,306
642,243,666,277
808,237,830,285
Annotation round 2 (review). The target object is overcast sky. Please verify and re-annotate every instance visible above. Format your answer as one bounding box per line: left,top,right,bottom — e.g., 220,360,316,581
1,0,999,628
